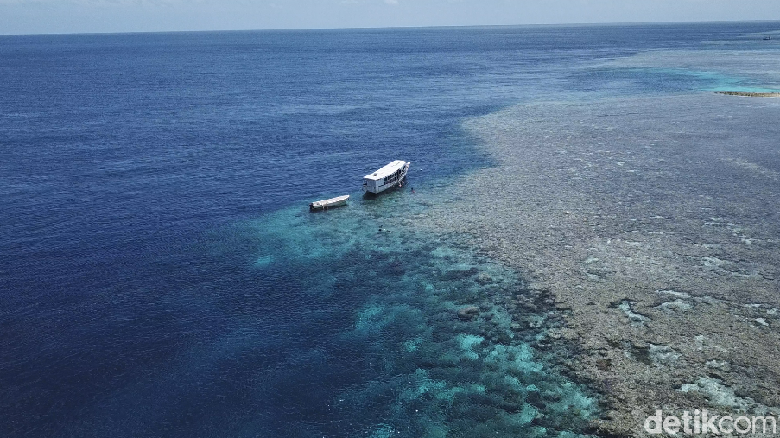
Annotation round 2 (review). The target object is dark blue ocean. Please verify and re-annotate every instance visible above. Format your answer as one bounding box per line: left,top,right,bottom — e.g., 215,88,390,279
2,23,779,437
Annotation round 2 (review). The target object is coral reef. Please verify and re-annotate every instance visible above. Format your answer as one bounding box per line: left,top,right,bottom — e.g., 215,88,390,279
716,91,780,97
413,93,780,436
251,199,599,437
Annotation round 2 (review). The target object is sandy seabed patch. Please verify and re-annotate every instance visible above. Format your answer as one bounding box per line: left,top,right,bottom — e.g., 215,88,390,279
413,93,780,436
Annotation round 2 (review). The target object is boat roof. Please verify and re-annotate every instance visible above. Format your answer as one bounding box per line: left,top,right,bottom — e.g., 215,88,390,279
364,160,407,181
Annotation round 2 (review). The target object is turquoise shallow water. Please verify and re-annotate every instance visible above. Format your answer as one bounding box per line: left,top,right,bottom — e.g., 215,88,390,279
2,22,779,437
242,192,597,437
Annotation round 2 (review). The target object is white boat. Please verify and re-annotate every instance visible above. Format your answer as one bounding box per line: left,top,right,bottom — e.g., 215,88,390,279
309,194,349,211
363,160,410,194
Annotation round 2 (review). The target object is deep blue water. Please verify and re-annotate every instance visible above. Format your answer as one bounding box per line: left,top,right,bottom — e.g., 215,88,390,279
2,22,779,437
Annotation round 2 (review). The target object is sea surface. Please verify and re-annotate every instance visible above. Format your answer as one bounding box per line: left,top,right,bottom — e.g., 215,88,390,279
1,23,779,437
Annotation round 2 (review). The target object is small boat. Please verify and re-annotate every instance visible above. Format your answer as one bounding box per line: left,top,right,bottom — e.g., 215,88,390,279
362,160,410,194
765,36,772,41
309,194,349,211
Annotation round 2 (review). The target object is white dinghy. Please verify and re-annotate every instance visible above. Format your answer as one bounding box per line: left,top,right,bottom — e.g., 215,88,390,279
309,194,350,211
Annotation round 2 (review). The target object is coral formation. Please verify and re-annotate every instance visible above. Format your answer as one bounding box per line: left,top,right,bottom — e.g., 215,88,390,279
413,93,780,435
